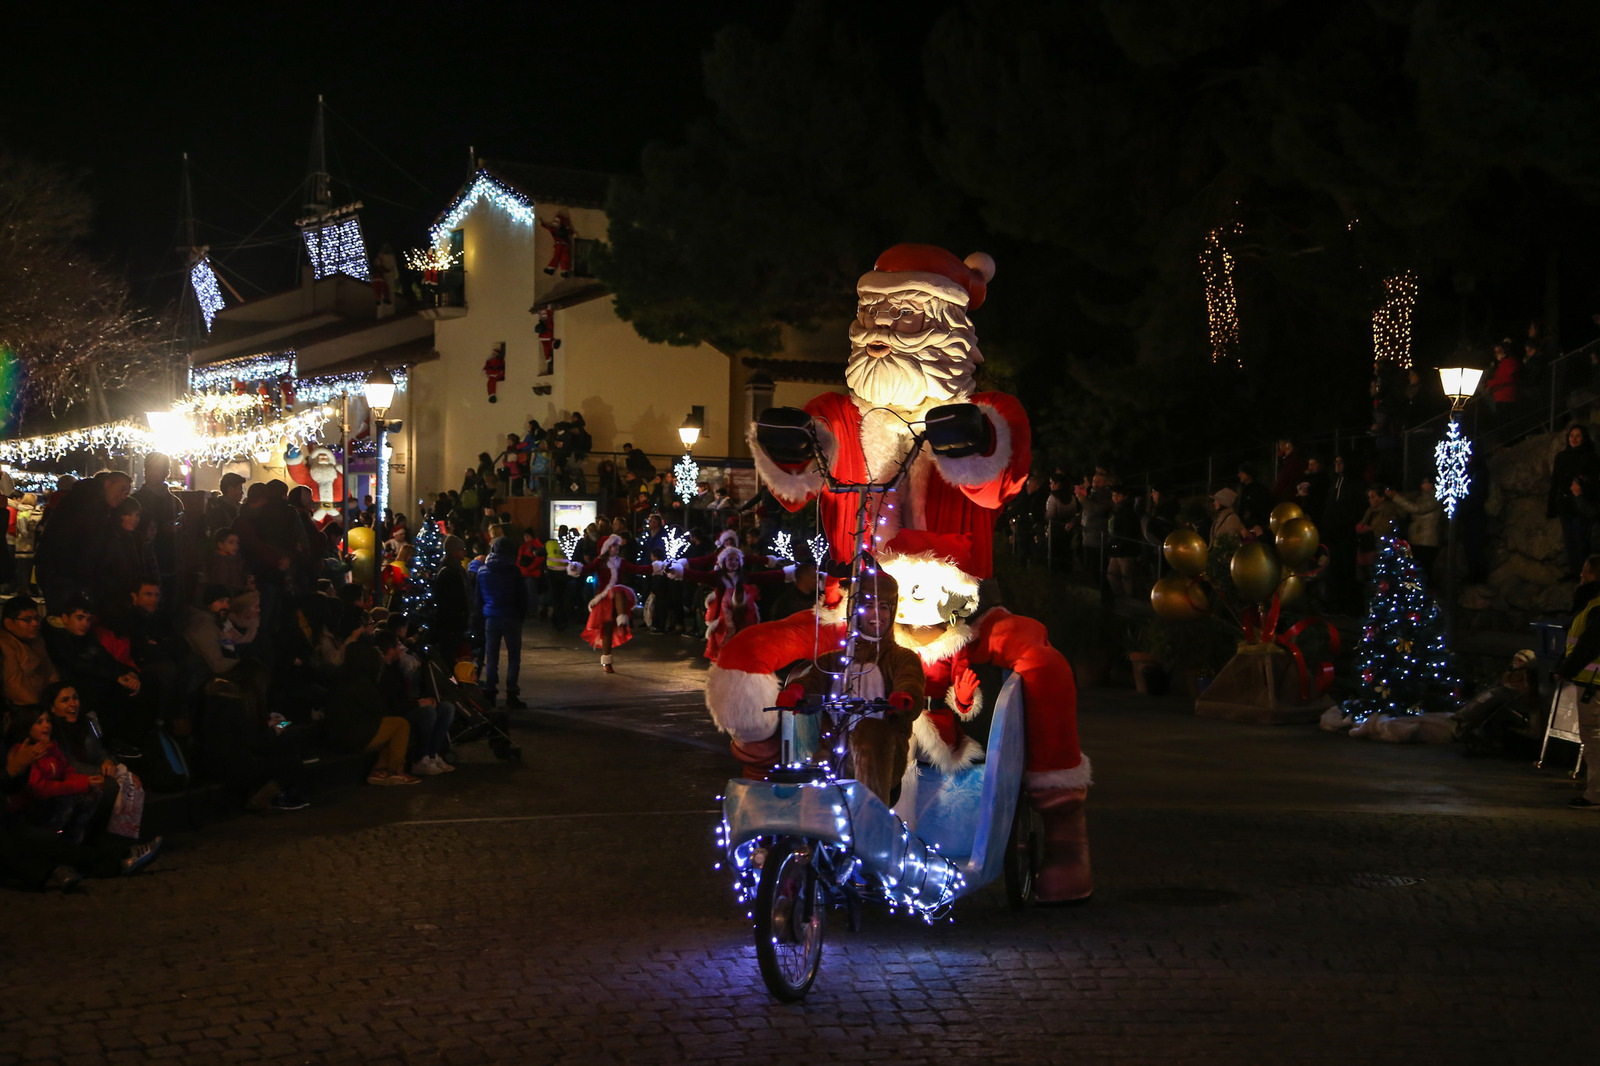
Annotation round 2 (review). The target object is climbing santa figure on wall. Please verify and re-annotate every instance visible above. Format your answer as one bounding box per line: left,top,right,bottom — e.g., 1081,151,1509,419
534,308,560,376
540,211,575,277
285,444,345,523
484,342,506,403
705,243,1093,904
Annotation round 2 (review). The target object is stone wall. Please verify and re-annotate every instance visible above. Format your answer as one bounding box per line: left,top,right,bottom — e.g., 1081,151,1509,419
1457,426,1582,628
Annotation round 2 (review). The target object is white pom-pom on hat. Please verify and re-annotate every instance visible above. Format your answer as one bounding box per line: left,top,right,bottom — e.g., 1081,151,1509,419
963,252,996,283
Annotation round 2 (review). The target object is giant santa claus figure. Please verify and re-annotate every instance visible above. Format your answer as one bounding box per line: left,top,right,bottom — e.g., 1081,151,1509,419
285,444,345,523
709,244,1092,903
749,243,1029,571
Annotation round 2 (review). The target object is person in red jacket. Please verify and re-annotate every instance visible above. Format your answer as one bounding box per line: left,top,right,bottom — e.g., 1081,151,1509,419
9,708,105,840
673,546,793,663
1482,342,1521,414
516,530,546,619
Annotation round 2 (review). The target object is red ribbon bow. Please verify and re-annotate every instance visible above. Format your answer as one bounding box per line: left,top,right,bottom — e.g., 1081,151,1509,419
1240,593,1342,700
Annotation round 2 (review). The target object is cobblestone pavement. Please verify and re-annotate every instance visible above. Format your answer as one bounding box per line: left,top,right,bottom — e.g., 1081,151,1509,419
2,627,1596,1064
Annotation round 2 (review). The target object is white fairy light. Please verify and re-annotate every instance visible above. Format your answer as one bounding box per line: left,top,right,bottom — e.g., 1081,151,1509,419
1200,223,1242,368
402,246,462,272
189,353,296,392
295,368,408,405
190,256,226,331
1373,271,1418,368
673,453,699,504
807,534,829,566
429,170,536,248
1434,417,1472,518
558,529,581,559
0,405,333,465
770,531,794,561
302,216,369,280
663,526,690,560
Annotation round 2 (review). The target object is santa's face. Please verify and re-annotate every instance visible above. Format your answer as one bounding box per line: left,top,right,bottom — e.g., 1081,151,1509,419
846,287,980,410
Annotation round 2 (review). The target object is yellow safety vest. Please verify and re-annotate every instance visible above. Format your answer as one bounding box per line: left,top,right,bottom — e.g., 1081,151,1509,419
1565,594,1600,685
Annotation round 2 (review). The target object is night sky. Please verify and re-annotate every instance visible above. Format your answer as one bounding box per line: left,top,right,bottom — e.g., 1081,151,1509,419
5,1,785,304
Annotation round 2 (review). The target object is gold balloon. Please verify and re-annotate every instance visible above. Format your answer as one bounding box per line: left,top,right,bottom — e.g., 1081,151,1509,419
1268,502,1304,535
1150,575,1211,620
1276,573,1306,608
348,526,378,588
1162,529,1209,577
1230,540,1283,602
1275,516,1321,571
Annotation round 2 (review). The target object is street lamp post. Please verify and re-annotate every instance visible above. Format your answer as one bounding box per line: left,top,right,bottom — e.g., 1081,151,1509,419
1436,365,1484,643
675,409,703,507
364,367,396,525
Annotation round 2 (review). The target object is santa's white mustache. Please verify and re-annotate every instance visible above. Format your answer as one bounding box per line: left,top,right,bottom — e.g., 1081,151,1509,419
848,324,982,366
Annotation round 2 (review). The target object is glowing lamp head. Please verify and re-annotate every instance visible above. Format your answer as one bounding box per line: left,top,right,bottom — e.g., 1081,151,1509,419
678,412,702,449
364,367,396,417
1438,366,1483,409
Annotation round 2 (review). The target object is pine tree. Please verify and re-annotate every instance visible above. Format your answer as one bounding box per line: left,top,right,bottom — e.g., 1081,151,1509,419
1343,537,1461,722
402,518,446,615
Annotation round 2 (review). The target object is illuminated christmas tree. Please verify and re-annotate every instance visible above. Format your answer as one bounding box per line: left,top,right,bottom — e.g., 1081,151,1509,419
1342,537,1461,722
403,518,446,615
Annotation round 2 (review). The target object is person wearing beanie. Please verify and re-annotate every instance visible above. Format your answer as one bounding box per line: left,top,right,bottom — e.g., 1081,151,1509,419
185,585,241,680
573,532,658,673
673,545,794,663
1210,487,1244,544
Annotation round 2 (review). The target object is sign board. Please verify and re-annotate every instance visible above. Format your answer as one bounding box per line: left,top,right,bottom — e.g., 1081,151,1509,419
549,497,597,535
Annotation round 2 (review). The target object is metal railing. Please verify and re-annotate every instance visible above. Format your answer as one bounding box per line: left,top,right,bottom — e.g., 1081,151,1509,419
1118,337,1600,502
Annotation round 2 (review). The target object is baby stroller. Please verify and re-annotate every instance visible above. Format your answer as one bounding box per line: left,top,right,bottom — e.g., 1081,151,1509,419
1454,650,1537,756
424,655,522,763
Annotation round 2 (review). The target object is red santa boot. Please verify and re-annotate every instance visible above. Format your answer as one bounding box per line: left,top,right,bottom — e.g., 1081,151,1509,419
1030,786,1092,904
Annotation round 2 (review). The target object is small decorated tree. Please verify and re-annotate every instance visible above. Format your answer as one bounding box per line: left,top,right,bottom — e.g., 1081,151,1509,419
1343,537,1461,722
402,518,446,615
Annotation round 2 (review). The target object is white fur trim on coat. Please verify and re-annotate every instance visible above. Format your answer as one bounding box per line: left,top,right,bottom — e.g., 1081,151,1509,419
948,684,983,722
748,421,827,505
897,621,974,666
911,714,984,773
705,664,781,744
932,400,1013,487
1024,754,1092,791
587,556,625,610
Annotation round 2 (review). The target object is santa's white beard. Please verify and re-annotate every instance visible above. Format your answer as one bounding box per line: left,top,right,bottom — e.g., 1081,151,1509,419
845,322,980,411
309,466,336,505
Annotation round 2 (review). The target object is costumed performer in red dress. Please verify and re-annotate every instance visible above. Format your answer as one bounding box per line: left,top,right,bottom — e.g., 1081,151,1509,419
675,545,795,663
576,534,657,673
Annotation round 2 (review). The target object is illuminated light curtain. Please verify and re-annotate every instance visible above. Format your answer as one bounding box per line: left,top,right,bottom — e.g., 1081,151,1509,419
190,257,226,331
1373,272,1418,368
1199,224,1242,368
302,216,370,280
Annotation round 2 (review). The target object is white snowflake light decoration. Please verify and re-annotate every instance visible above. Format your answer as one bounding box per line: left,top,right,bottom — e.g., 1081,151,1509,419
673,453,699,504
770,531,794,561
190,256,225,331
302,216,369,280
1434,418,1472,519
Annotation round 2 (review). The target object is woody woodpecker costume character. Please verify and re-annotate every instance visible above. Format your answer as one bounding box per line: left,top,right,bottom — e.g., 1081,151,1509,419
880,529,1091,903
574,533,656,673
708,244,1092,902
540,212,575,277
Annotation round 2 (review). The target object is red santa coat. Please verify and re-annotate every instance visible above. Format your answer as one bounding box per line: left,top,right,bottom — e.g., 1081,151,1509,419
752,391,1031,577
966,607,1089,790
576,554,653,651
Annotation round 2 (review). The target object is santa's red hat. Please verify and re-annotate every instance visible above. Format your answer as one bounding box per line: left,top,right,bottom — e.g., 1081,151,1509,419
858,244,997,311
879,529,982,601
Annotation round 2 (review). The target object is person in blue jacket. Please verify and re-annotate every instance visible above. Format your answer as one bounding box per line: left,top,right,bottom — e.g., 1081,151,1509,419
476,537,527,708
